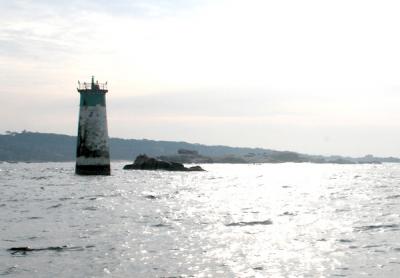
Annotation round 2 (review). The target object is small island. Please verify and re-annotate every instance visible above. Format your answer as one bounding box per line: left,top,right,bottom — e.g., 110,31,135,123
123,154,205,171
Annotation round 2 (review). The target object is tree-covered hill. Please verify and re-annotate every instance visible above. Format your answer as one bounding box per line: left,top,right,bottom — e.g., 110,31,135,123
1,131,399,164
0,131,272,162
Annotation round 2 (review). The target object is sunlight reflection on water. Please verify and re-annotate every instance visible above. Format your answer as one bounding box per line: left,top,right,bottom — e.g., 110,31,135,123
1,162,400,277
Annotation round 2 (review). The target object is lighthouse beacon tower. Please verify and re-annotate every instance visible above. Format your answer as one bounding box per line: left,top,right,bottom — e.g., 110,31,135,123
75,76,111,175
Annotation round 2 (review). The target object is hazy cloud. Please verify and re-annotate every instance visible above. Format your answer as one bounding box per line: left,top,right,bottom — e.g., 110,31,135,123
2,0,400,156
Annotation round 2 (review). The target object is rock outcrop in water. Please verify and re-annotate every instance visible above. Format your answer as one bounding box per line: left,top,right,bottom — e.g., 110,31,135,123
123,154,205,171
7,245,94,255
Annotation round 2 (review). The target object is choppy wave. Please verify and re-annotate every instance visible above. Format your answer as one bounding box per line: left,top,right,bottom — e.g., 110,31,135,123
1,162,400,277
225,220,273,227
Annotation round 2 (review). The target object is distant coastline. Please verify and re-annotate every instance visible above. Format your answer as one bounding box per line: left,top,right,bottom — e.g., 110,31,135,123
1,131,399,164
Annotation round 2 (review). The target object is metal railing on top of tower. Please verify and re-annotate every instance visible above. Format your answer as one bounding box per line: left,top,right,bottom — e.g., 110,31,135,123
77,81,108,91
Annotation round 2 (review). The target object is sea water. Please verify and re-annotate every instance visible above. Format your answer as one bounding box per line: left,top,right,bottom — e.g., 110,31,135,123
1,162,400,277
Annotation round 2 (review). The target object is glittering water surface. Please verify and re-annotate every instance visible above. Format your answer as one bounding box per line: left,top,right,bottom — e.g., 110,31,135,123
1,162,400,277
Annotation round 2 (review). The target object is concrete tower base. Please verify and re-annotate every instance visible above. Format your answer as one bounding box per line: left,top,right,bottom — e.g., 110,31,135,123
75,165,111,175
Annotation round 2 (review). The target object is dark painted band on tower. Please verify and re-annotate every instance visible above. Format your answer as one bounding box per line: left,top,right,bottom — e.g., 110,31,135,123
75,164,110,175
79,93,106,106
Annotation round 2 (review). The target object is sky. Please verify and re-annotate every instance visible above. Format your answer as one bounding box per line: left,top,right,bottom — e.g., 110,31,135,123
1,0,400,157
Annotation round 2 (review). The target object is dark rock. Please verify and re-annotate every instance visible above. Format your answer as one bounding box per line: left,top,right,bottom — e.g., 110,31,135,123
8,247,35,253
7,245,88,255
123,154,205,172
188,166,204,171
7,246,66,254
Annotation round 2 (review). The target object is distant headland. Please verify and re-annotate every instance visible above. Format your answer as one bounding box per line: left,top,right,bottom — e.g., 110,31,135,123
1,131,399,164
